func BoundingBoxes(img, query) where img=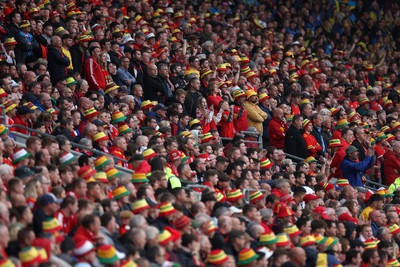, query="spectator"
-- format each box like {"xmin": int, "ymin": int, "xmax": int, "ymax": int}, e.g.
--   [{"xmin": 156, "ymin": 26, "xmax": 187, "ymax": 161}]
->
[{"xmin": 47, "ymin": 36, "xmax": 70, "ymax": 85}]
